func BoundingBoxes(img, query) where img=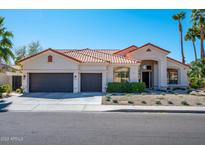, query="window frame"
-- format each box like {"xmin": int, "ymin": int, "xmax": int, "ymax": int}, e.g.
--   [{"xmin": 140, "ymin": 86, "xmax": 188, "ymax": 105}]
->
[
  {"xmin": 113, "ymin": 67, "xmax": 130, "ymax": 83},
  {"xmin": 48, "ymin": 55, "xmax": 53, "ymax": 63},
  {"xmin": 167, "ymin": 68, "xmax": 179, "ymax": 85}
]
